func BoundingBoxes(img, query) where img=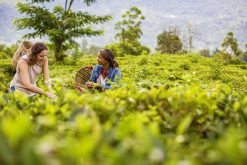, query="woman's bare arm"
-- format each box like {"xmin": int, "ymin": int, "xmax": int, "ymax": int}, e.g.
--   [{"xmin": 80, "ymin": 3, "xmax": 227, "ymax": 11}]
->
[{"xmin": 19, "ymin": 60, "xmax": 47, "ymax": 95}]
